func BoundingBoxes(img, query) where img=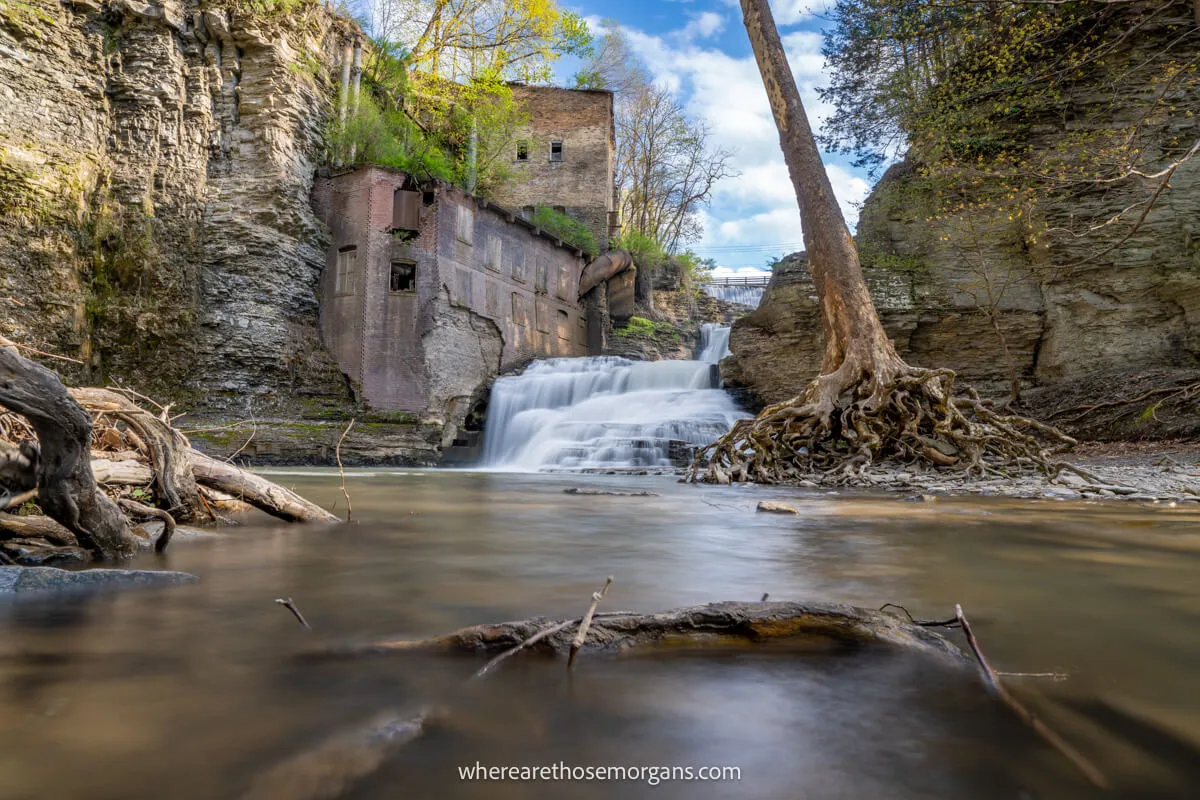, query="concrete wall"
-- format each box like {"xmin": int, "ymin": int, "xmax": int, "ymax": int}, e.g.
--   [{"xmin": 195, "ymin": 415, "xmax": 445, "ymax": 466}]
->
[
  {"xmin": 435, "ymin": 186, "xmax": 589, "ymax": 368},
  {"xmin": 491, "ymin": 85, "xmax": 618, "ymax": 249},
  {"xmin": 314, "ymin": 167, "xmax": 590, "ymax": 419}
]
